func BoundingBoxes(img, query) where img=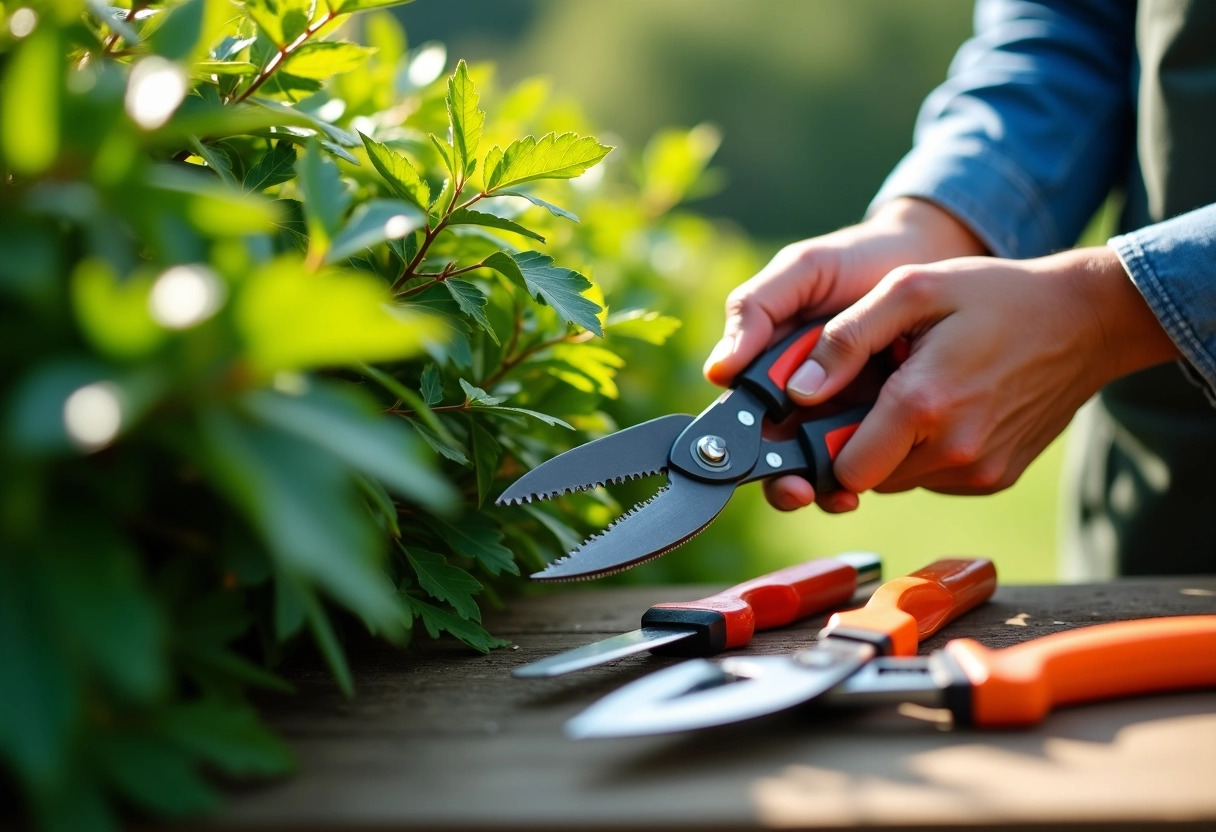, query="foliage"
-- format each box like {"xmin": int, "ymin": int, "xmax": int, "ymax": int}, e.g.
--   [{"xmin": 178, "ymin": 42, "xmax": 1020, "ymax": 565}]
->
[{"xmin": 0, "ymin": 0, "xmax": 699, "ymax": 827}]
